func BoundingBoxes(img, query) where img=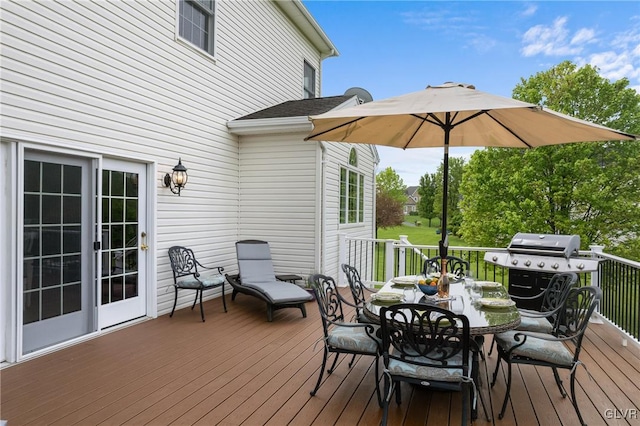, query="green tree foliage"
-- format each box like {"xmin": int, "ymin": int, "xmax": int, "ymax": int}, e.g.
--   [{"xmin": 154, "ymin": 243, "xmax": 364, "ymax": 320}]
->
[
  {"xmin": 460, "ymin": 61, "xmax": 640, "ymax": 260},
  {"xmin": 417, "ymin": 173, "xmax": 437, "ymax": 226},
  {"xmin": 376, "ymin": 167, "xmax": 406, "ymax": 229},
  {"xmin": 376, "ymin": 167, "xmax": 406, "ymax": 203},
  {"xmin": 433, "ymin": 157, "xmax": 465, "ymax": 235}
]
